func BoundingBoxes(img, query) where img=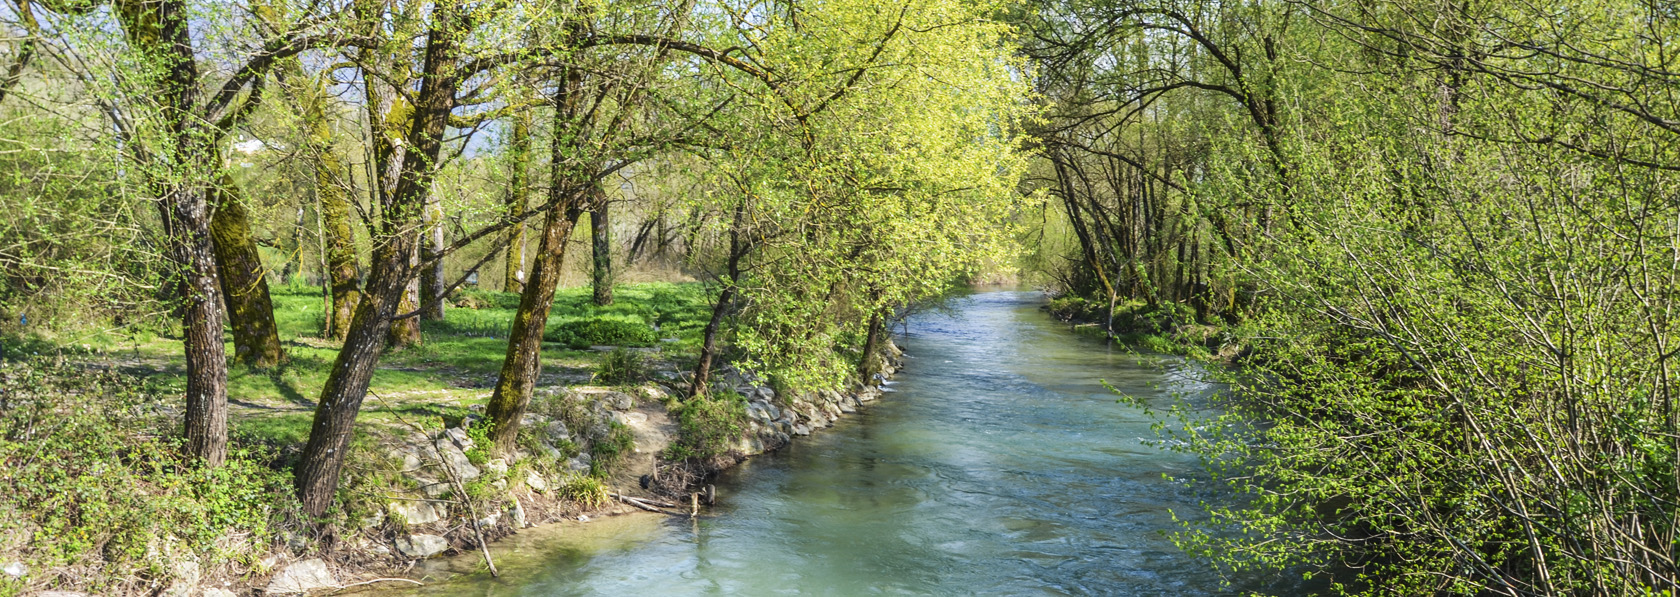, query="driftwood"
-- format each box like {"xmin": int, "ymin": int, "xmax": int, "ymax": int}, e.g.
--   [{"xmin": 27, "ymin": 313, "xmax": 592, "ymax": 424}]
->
[{"xmin": 611, "ymin": 493, "xmax": 682, "ymax": 514}]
